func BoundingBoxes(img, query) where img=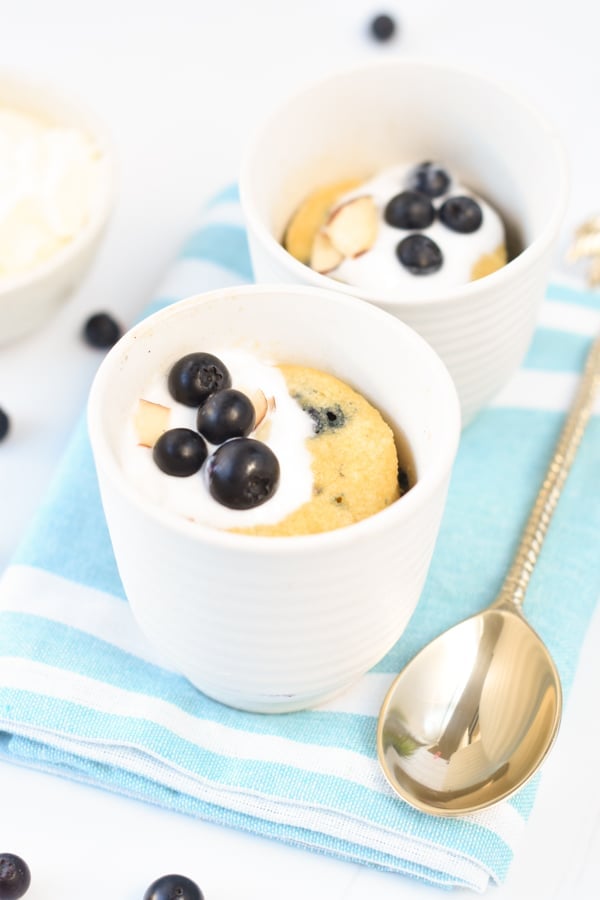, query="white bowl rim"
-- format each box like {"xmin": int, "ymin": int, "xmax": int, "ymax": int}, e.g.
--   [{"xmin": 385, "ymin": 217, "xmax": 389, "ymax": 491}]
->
[
  {"xmin": 87, "ymin": 283, "xmax": 461, "ymax": 555},
  {"xmin": 239, "ymin": 56, "xmax": 570, "ymax": 310},
  {"xmin": 0, "ymin": 67, "xmax": 117, "ymax": 297}
]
